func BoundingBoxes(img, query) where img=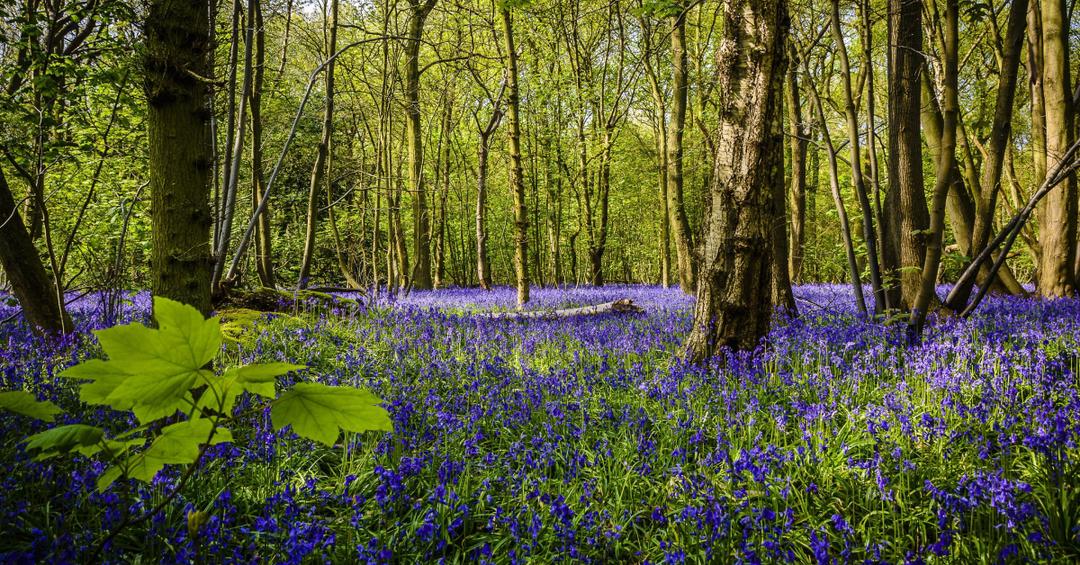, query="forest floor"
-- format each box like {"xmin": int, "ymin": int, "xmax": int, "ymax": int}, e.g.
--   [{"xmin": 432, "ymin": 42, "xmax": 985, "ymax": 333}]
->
[{"xmin": 1, "ymin": 285, "xmax": 1079, "ymax": 563}]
